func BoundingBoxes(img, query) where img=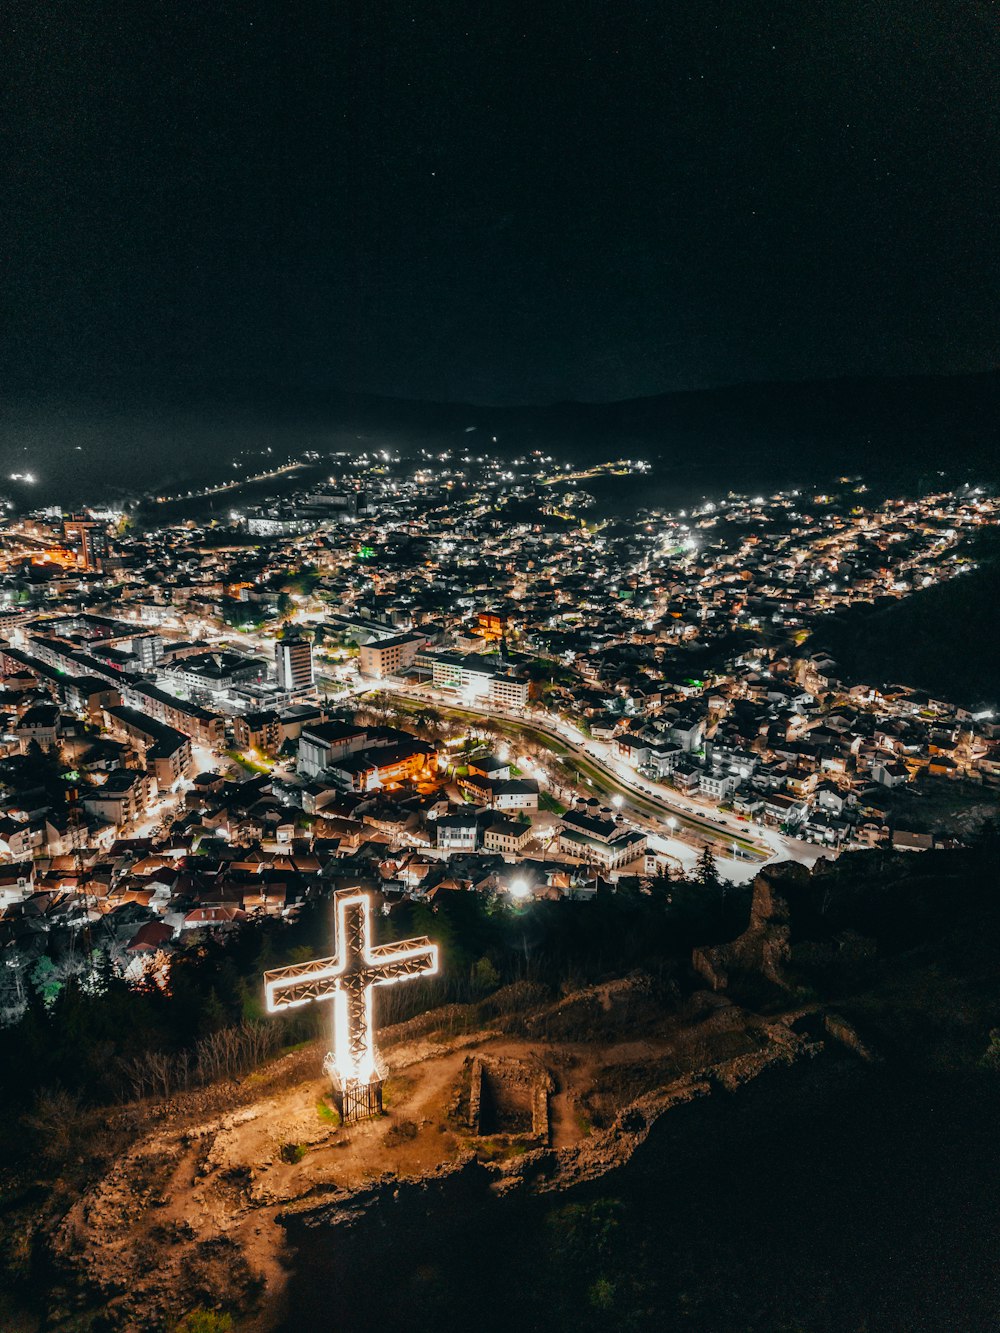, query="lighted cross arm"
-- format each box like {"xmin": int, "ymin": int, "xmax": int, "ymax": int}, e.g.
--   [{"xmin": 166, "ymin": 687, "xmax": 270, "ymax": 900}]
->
[
  {"xmin": 364, "ymin": 937, "xmax": 439, "ymax": 986},
  {"xmin": 264, "ymin": 956, "xmax": 343, "ymax": 1011}
]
